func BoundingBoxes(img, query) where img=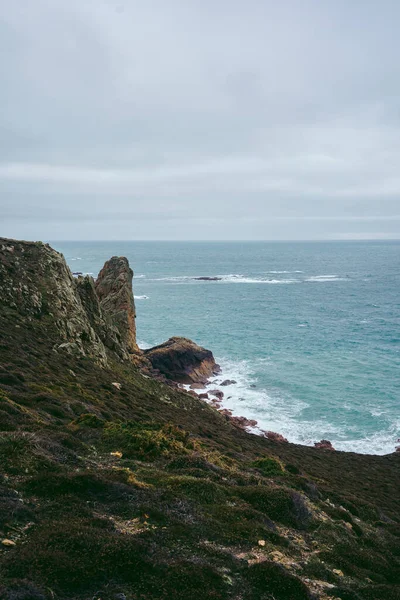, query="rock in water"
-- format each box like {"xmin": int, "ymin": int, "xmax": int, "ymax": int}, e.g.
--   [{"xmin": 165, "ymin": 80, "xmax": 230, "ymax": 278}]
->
[
  {"xmin": 95, "ymin": 256, "xmax": 138, "ymax": 354},
  {"xmin": 144, "ymin": 337, "xmax": 220, "ymax": 384}
]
